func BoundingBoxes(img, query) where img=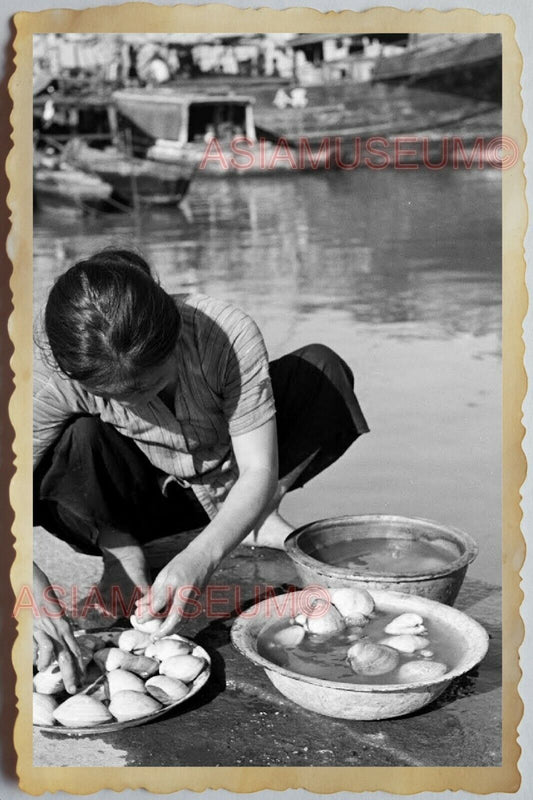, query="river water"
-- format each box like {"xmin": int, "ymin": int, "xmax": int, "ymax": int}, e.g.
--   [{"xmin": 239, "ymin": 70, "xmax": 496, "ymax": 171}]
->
[{"xmin": 34, "ymin": 163, "xmax": 502, "ymax": 585}]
